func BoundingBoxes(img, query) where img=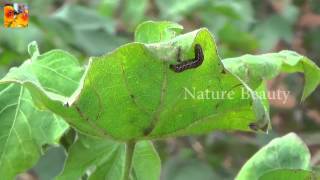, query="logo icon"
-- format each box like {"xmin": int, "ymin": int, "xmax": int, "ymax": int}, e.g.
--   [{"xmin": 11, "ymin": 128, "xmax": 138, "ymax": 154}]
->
[{"xmin": 3, "ymin": 2, "xmax": 29, "ymax": 28}]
